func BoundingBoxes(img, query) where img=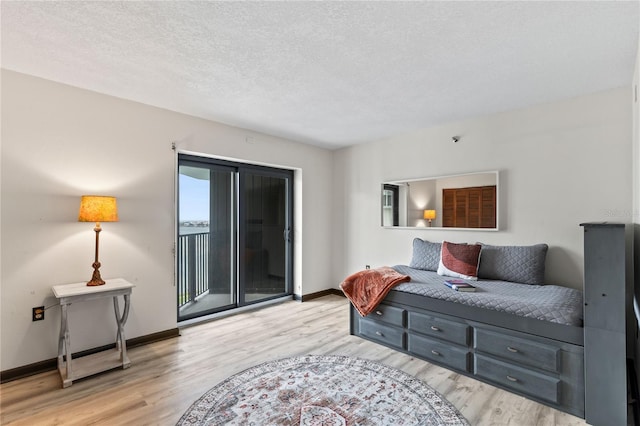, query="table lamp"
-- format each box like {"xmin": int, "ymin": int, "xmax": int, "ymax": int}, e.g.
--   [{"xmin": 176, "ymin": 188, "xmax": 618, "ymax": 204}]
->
[
  {"xmin": 423, "ymin": 209, "xmax": 436, "ymax": 227},
  {"xmin": 78, "ymin": 195, "xmax": 118, "ymax": 286}
]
